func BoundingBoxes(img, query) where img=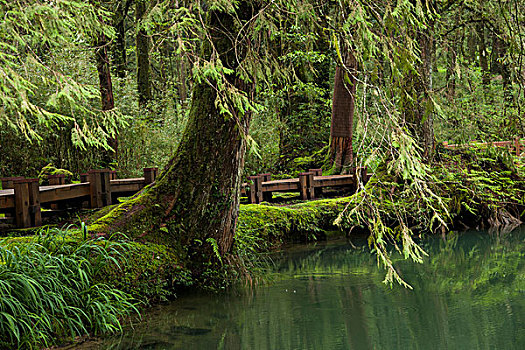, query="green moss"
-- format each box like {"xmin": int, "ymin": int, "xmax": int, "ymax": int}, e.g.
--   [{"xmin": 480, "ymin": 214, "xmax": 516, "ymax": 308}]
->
[
  {"xmin": 236, "ymin": 197, "xmax": 349, "ymax": 247},
  {"xmin": 0, "ymin": 225, "xmax": 57, "ymax": 238},
  {"xmin": 89, "ymin": 185, "xmax": 167, "ymax": 245},
  {"xmin": 100, "ymin": 240, "xmax": 192, "ymax": 301}
]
